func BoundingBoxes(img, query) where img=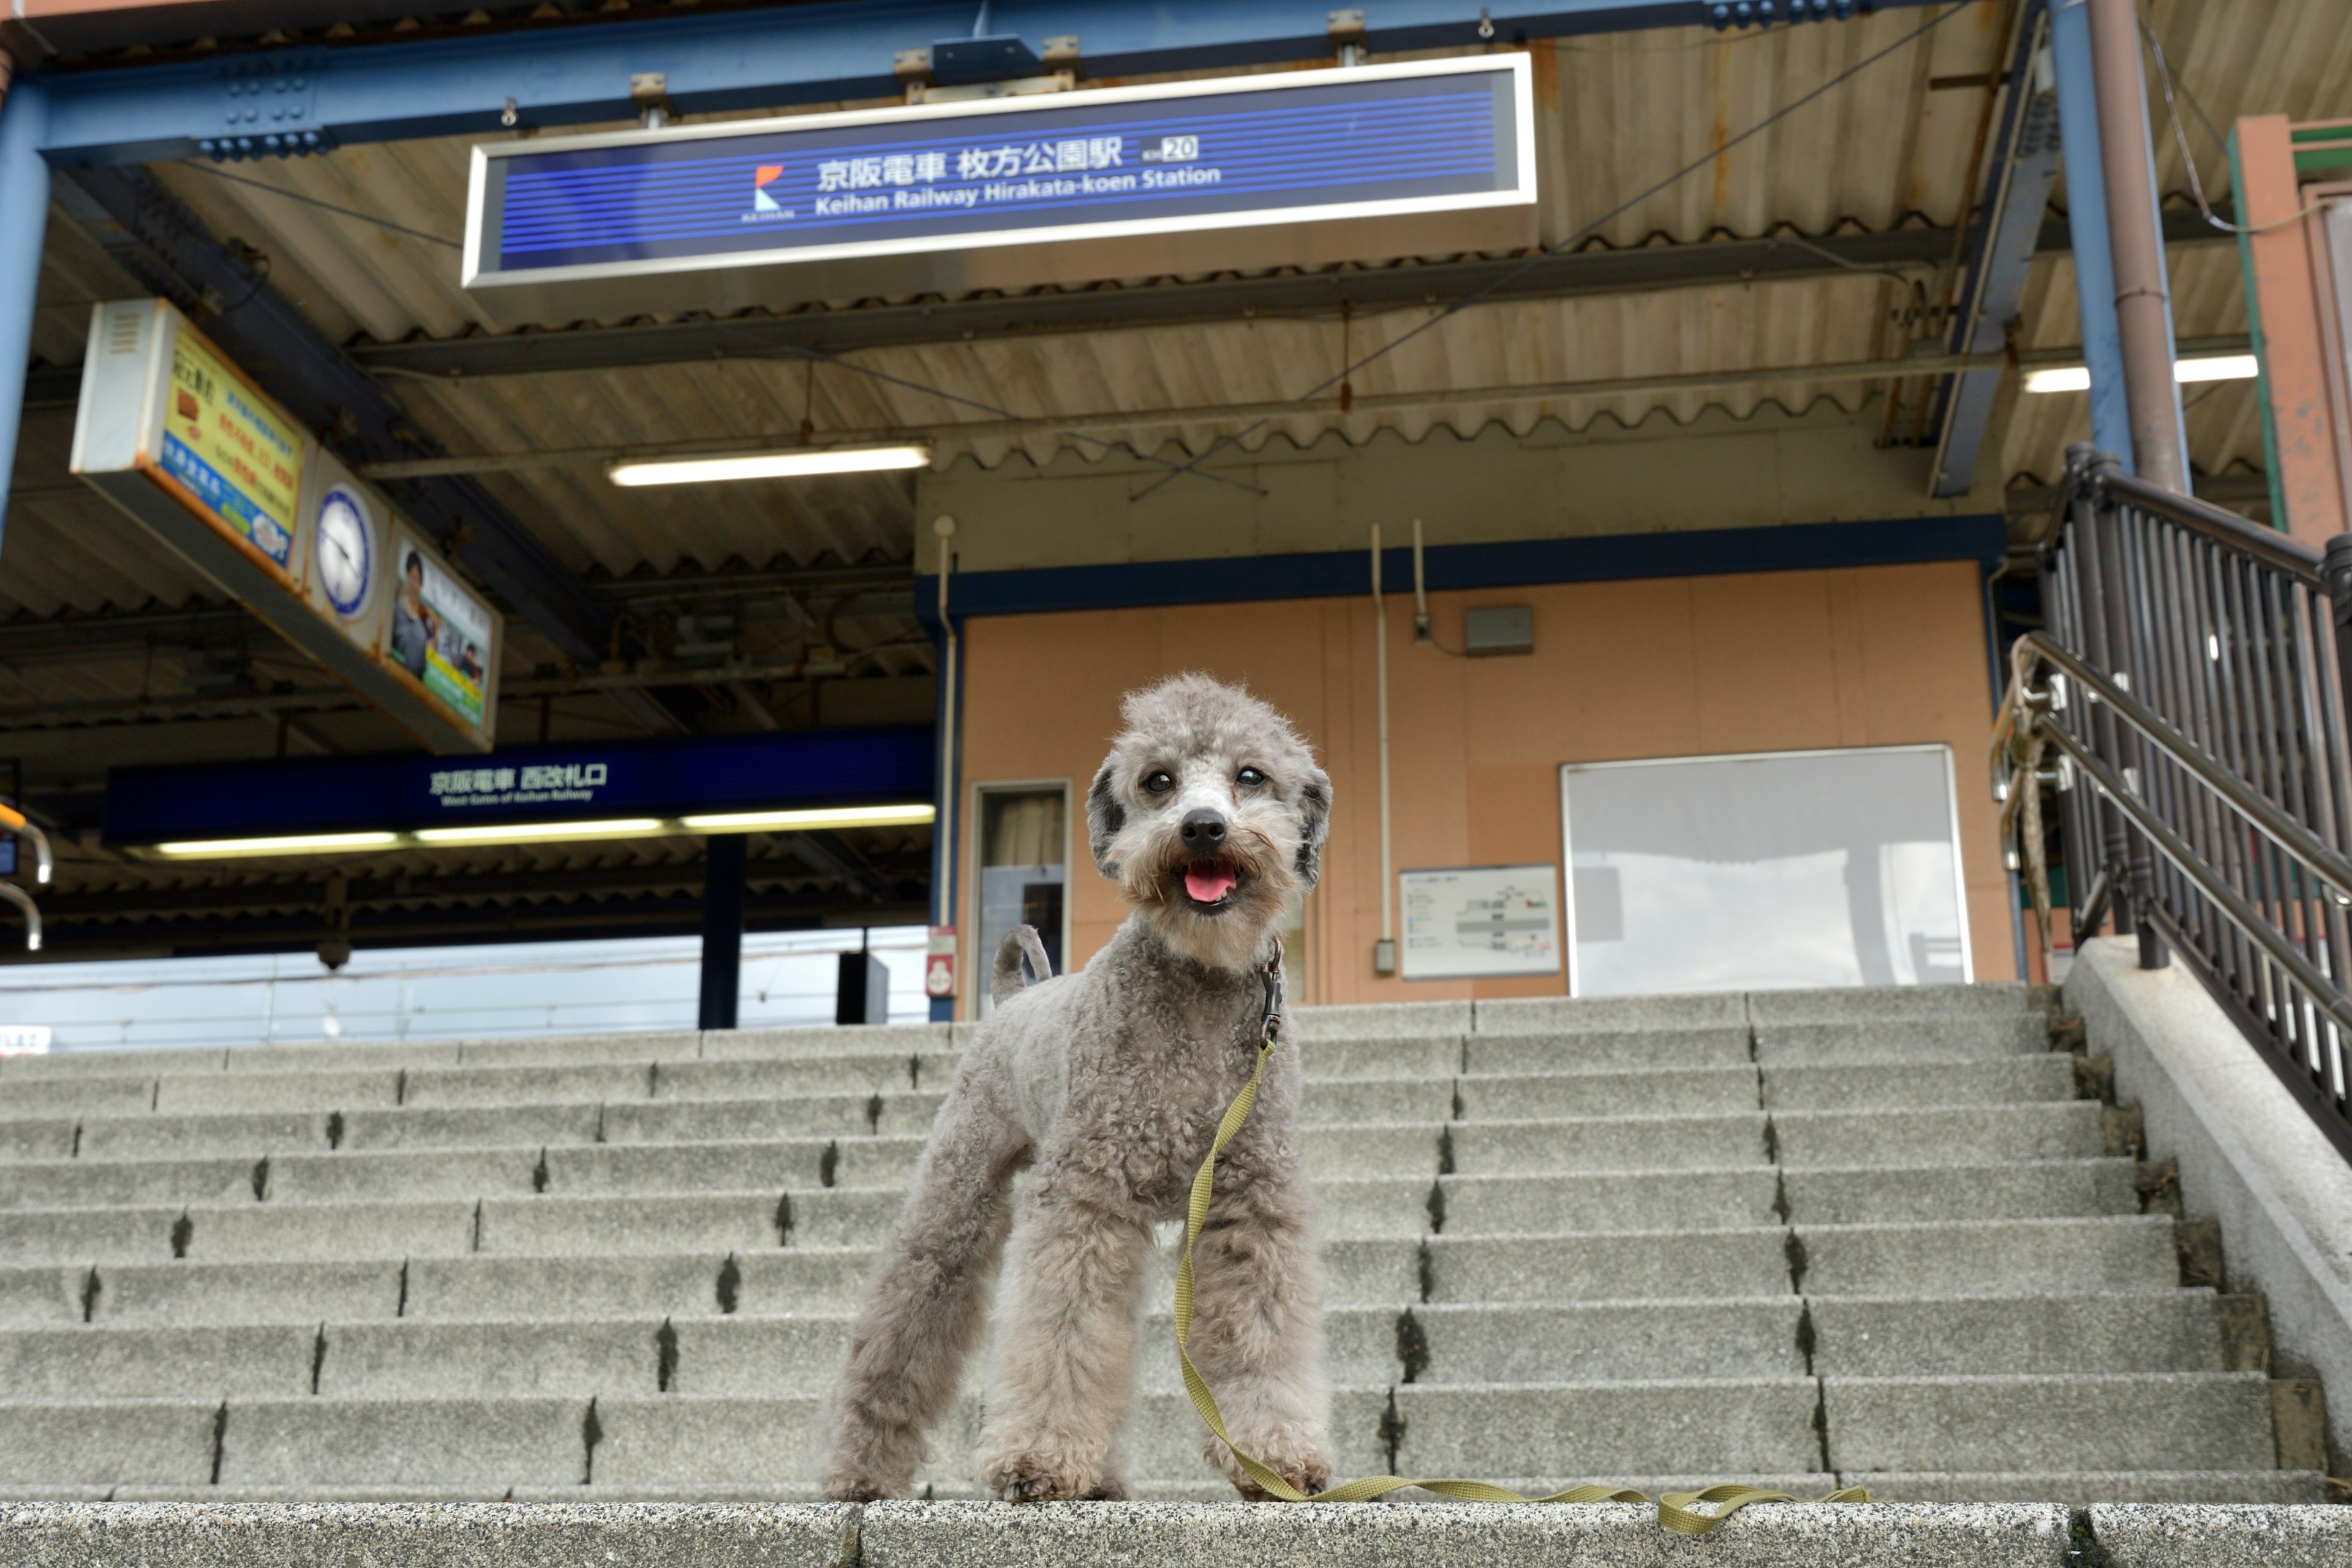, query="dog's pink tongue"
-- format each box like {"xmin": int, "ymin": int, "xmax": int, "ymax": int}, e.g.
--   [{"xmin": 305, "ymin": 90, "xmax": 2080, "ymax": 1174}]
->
[{"xmin": 1185, "ymin": 863, "xmax": 1238, "ymax": 903}]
